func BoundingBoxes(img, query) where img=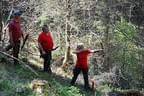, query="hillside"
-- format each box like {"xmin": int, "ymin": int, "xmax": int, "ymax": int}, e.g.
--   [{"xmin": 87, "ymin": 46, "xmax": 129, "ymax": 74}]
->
[
  {"xmin": 0, "ymin": 54, "xmax": 99, "ymax": 96},
  {"xmin": 0, "ymin": 51, "xmax": 144, "ymax": 96}
]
